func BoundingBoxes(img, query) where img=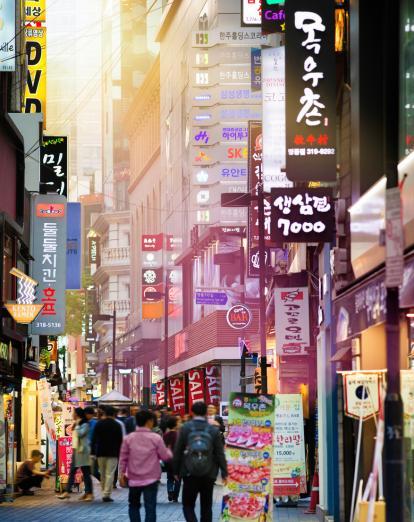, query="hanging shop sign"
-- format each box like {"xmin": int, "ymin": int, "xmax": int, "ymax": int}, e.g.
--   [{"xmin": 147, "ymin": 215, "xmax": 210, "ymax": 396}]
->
[
  {"xmin": 0, "ymin": 393, "xmax": 5, "ymax": 485},
  {"xmin": 192, "ymin": 65, "xmax": 252, "ymax": 88},
  {"xmin": 141, "ymin": 250, "xmax": 163, "ymax": 269},
  {"xmin": 0, "ymin": 0, "xmax": 16, "ymax": 71},
  {"xmin": 88, "ymin": 236, "xmax": 100, "ymax": 266},
  {"xmin": 191, "ymin": 106, "xmax": 262, "ymax": 126},
  {"xmin": 251, "ymin": 48, "xmax": 261, "ymax": 92},
  {"xmin": 285, "ymin": 0, "xmax": 336, "ymax": 182},
  {"xmin": 271, "ymin": 188, "xmax": 335, "ymax": 243},
  {"xmin": 190, "ymin": 86, "xmax": 261, "ymax": 108},
  {"xmin": 24, "ymin": 22, "xmax": 47, "ymax": 120},
  {"xmin": 226, "ymin": 304, "xmax": 252, "ymax": 330},
  {"xmin": 142, "ymin": 283, "xmax": 163, "ymax": 303},
  {"xmin": 5, "ymin": 268, "xmax": 43, "ymax": 324},
  {"xmin": 195, "ymin": 290, "xmax": 228, "ymax": 306},
  {"xmin": 40, "ymin": 136, "xmax": 68, "ymax": 197},
  {"xmin": 141, "ymin": 234, "xmax": 163, "ymax": 251},
  {"xmin": 168, "ymin": 376, "xmax": 185, "ymax": 416},
  {"xmin": 66, "ymin": 202, "xmax": 81, "ymax": 290},
  {"xmin": 25, "ymin": 0, "xmax": 46, "ymax": 22},
  {"xmin": 221, "ymin": 392, "xmax": 275, "ymax": 522},
  {"xmin": 242, "ymin": 0, "xmax": 261, "ymax": 26},
  {"xmin": 261, "ymin": 1, "xmax": 285, "ymax": 35},
  {"xmin": 343, "ymin": 372, "xmax": 381, "ymax": 420},
  {"xmin": 30, "ymin": 194, "xmax": 67, "ymax": 335},
  {"xmin": 273, "ymin": 394, "xmax": 306, "ymax": 496},
  {"xmin": 191, "ymin": 46, "xmax": 252, "ymax": 68},
  {"xmin": 193, "ymin": 165, "xmax": 248, "ymax": 186},
  {"xmin": 142, "ymin": 268, "xmax": 163, "ymax": 286},
  {"xmin": 192, "ymin": 28, "xmax": 270, "ymax": 48},
  {"xmin": 385, "ymin": 187, "xmax": 404, "ymax": 288},
  {"xmin": 192, "ymin": 125, "xmax": 249, "ymax": 146},
  {"xmin": 274, "ymin": 287, "xmax": 310, "ymax": 356},
  {"xmin": 188, "ymin": 368, "xmax": 206, "ymax": 408},
  {"xmin": 205, "ymin": 365, "xmax": 221, "ymax": 406}
]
